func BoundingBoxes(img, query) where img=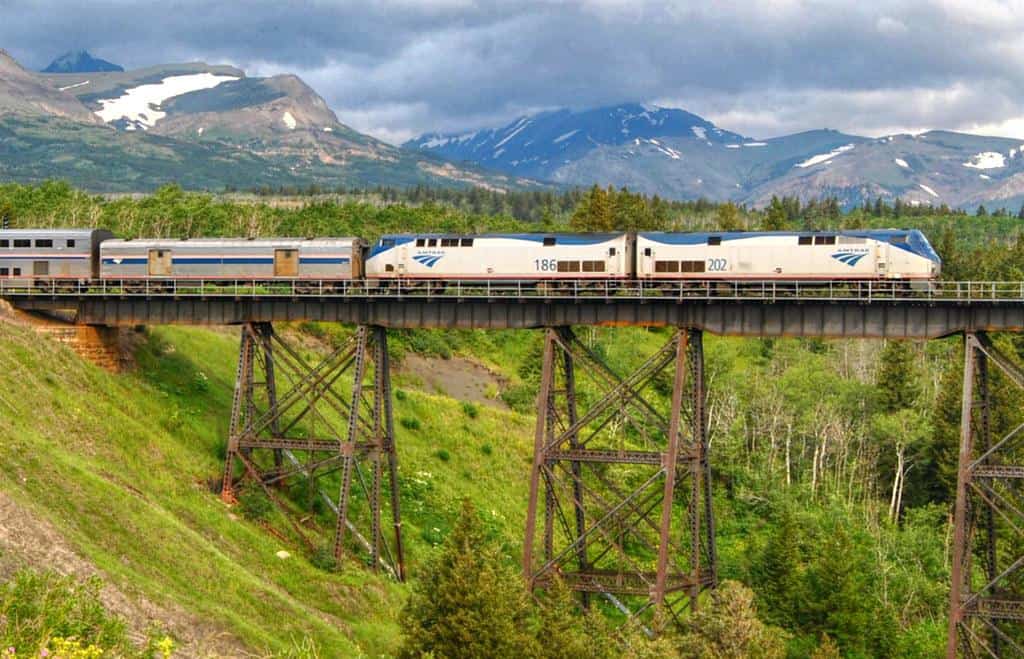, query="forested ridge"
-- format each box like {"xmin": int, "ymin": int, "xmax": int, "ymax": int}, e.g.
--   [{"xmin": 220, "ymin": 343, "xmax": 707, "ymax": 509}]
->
[{"xmin": 2, "ymin": 181, "xmax": 1023, "ymax": 657}]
